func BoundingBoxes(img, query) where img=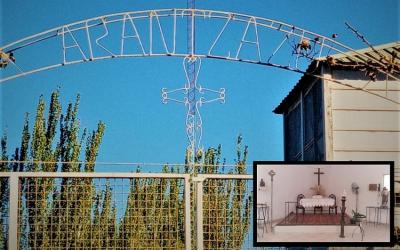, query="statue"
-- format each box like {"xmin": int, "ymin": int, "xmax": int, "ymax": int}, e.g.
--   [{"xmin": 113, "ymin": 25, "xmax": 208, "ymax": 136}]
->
[
  {"xmin": 381, "ymin": 187, "xmax": 389, "ymax": 208},
  {"xmin": 259, "ymin": 178, "xmax": 266, "ymax": 190}
]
